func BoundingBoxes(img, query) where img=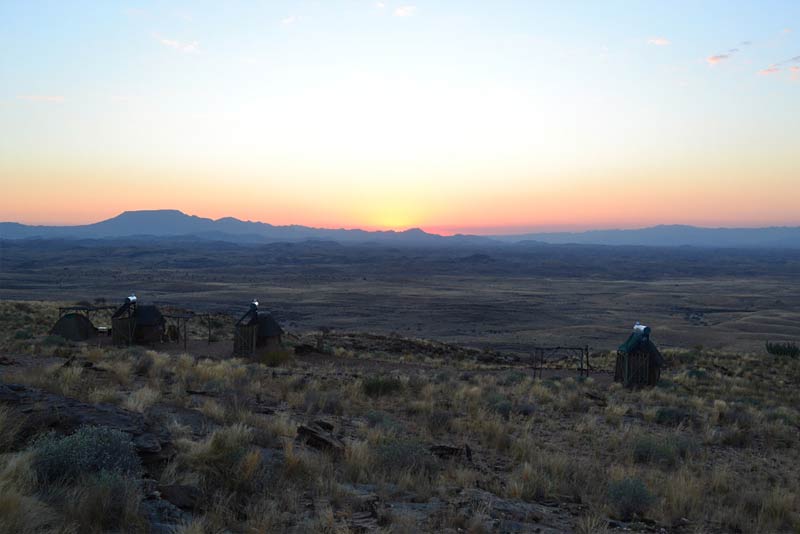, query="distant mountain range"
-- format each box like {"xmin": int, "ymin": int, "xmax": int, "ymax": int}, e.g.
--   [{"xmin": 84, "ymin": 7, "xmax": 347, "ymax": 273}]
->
[{"xmin": 1, "ymin": 210, "xmax": 799, "ymax": 248}]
